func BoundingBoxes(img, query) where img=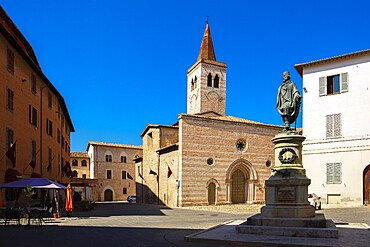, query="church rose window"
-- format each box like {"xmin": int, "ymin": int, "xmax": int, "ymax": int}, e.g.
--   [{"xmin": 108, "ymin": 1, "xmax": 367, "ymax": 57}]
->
[
  {"xmin": 207, "ymin": 158, "xmax": 214, "ymax": 166},
  {"xmin": 236, "ymin": 139, "xmax": 247, "ymax": 152}
]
